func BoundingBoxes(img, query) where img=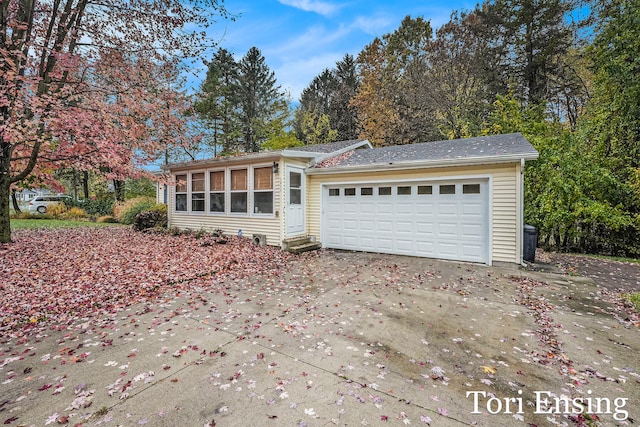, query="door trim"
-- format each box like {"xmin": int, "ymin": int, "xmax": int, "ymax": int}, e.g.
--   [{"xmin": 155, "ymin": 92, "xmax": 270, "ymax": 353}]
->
[{"xmin": 285, "ymin": 165, "xmax": 306, "ymax": 237}]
